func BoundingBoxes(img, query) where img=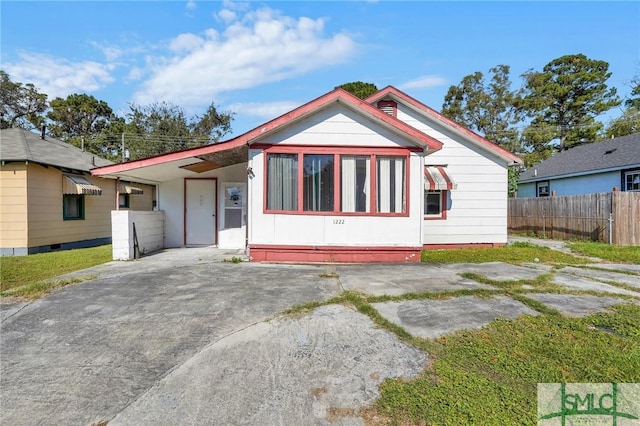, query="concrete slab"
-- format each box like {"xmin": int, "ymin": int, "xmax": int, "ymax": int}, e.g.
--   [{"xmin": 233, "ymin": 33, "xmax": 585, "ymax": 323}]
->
[
  {"xmin": 0, "ymin": 262, "xmax": 342, "ymax": 426},
  {"xmin": 551, "ymin": 273, "xmax": 640, "ymax": 297},
  {"xmin": 526, "ymin": 294, "xmax": 627, "ymax": 317},
  {"xmin": 559, "ymin": 266, "xmax": 640, "ymax": 289},
  {"xmin": 335, "ymin": 263, "xmax": 493, "ymax": 296},
  {"xmin": 372, "ymin": 296, "xmax": 538, "ymax": 339},
  {"xmin": 588, "ymin": 264, "xmax": 640, "ymax": 273},
  {"xmin": 446, "ymin": 262, "xmax": 547, "ymax": 281},
  {"xmin": 110, "ymin": 305, "xmax": 427, "ymax": 426}
]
